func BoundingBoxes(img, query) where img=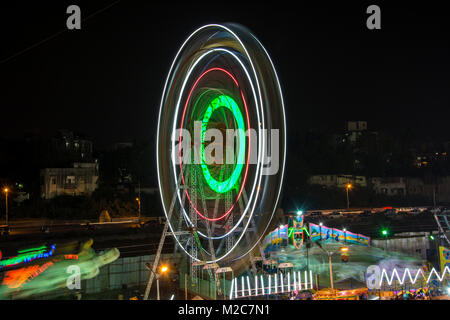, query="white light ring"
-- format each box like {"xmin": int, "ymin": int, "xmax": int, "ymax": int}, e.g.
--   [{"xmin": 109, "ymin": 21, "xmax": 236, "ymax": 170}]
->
[
  {"xmin": 160, "ymin": 28, "xmax": 263, "ymax": 261},
  {"xmin": 166, "ymin": 28, "xmax": 265, "ymax": 261},
  {"xmin": 157, "ymin": 24, "xmax": 283, "ymax": 263}
]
